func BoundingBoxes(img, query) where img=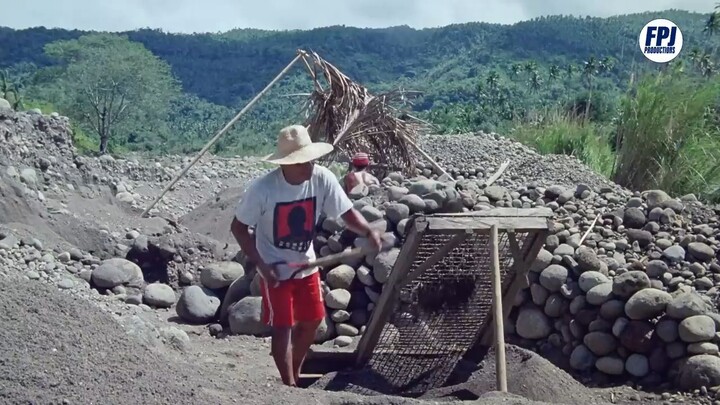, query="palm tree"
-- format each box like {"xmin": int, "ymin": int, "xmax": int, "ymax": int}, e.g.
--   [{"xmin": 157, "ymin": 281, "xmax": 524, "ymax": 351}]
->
[
  {"xmin": 600, "ymin": 56, "xmax": 615, "ymax": 73},
  {"xmin": 705, "ymin": 3, "xmax": 720, "ymax": 36},
  {"xmin": 549, "ymin": 65, "xmax": 560, "ymax": 81},
  {"xmin": 528, "ymin": 71, "xmax": 542, "ymax": 93},
  {"xmin": 582, "ymin": 56, "xmax": 599, "ymax": 121},
  {"xmin": 565, "ymin": 64, "xmax": 576, "ymax": 79},
  {"xmin": 509, "ymin": 63, "xmax": 522, "ymax": 79},
  {"xmin": 524, "ymin": 60, "xmax": 538, "ymax": 76},
  {"xmin": 486, "ymin": 70, "xmax": 500, "ymax": 89}
]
